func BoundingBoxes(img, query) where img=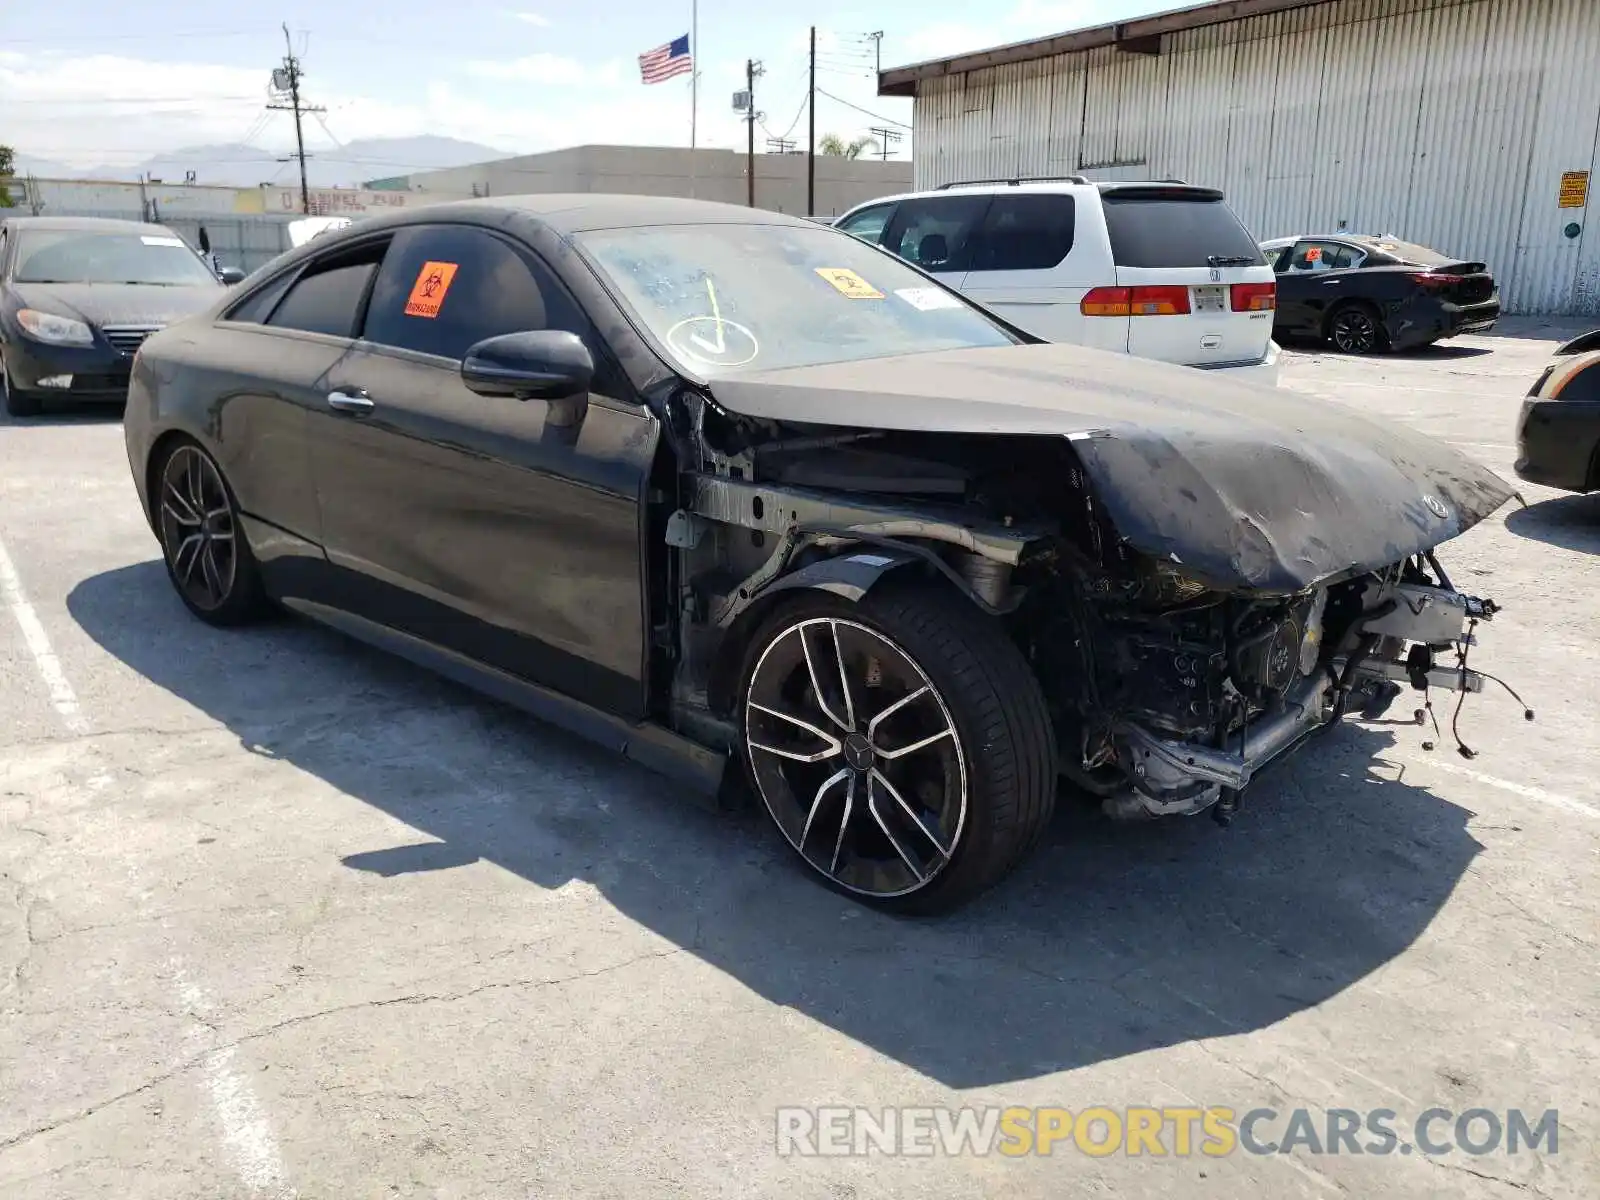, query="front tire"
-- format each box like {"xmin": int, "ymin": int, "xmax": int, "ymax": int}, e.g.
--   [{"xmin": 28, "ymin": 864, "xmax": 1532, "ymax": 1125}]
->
[
  {"xmin": 154, "ymin": 440, "xmax": 269, "ymax": 626},
  {"xmin": 739, "ymin": 584, "xmax": 1057, "ymax": 914}
]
